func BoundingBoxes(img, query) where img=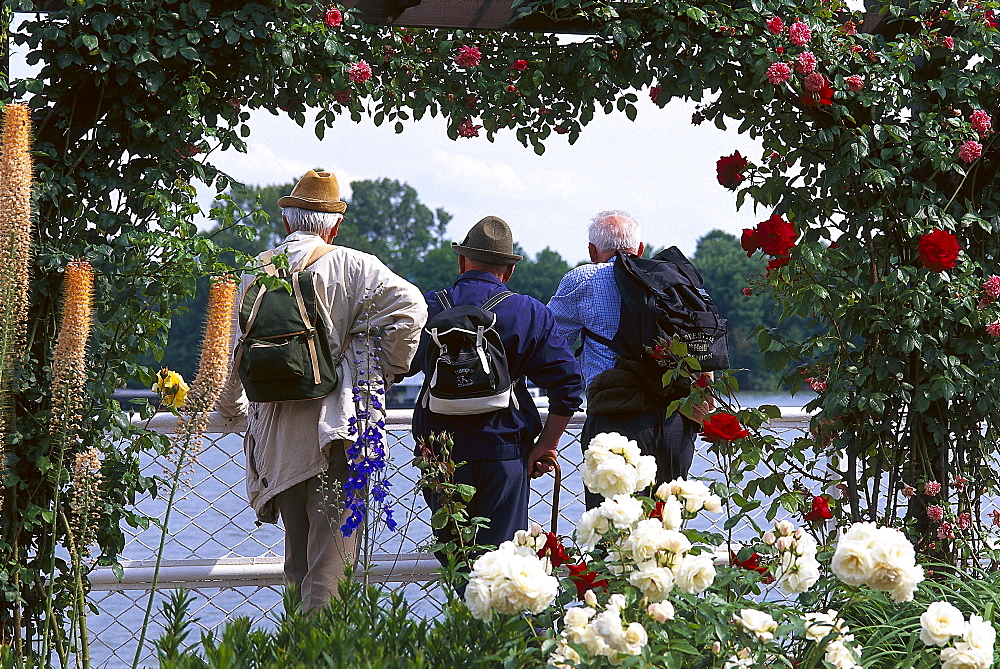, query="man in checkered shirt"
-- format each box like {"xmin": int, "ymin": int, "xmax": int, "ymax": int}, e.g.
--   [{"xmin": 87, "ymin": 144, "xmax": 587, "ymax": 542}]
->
[{"xmin": 547, "ymin": 210, "xmax": 704, "ymax": 508}]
